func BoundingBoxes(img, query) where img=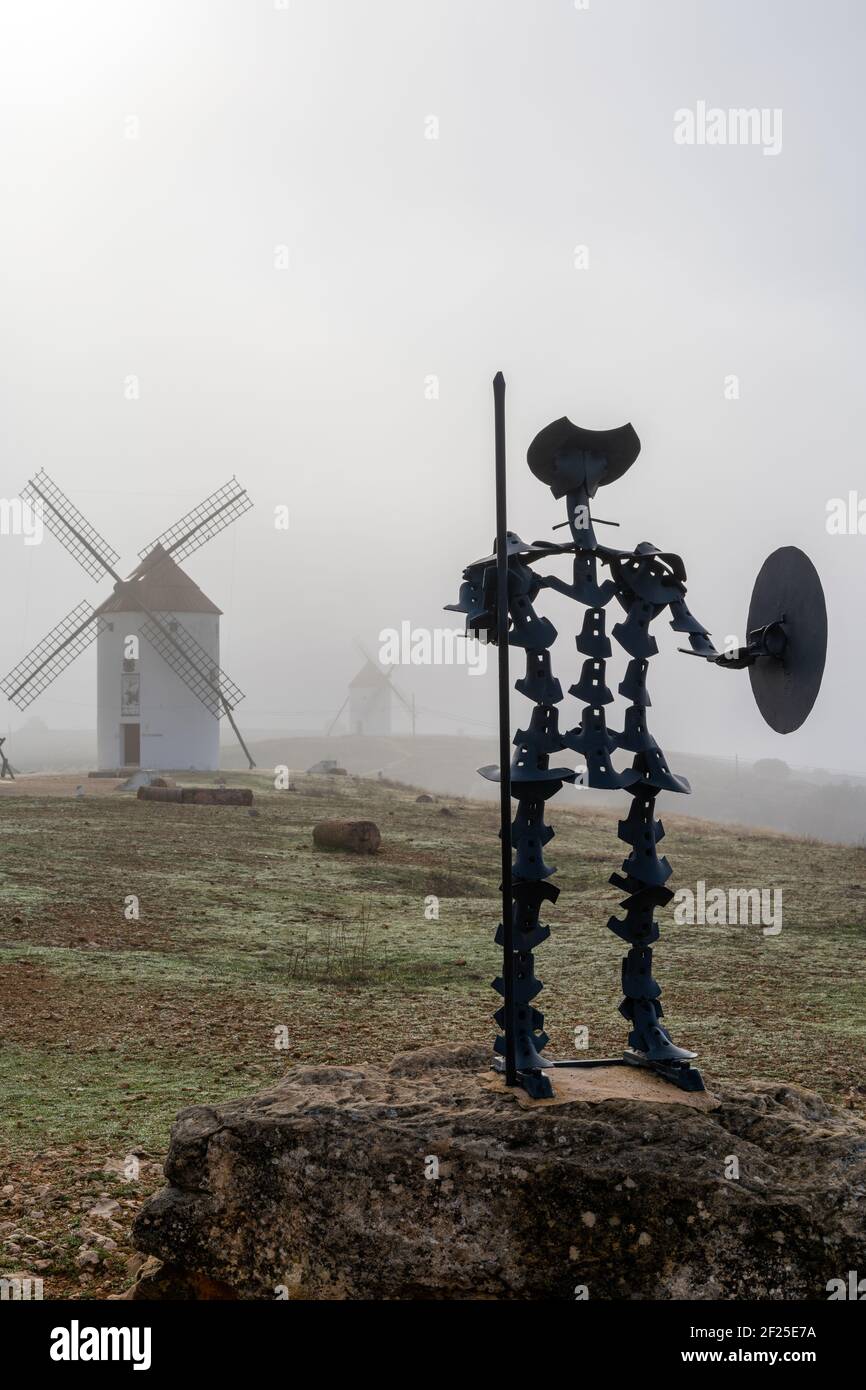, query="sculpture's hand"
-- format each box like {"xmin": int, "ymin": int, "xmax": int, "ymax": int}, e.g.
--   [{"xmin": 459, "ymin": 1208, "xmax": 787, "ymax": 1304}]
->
[
  {"xmin": 444, "ymin": 562, "xmax": 497, "ymax": 643},
  {"xmin": 677, "ymin": 646, "xmax": 750, "ymax": 668}
]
